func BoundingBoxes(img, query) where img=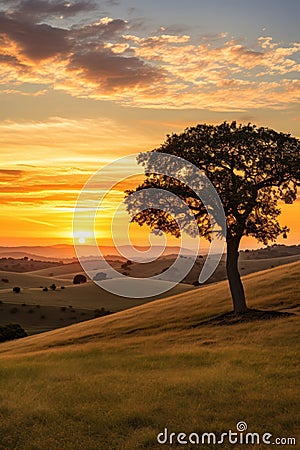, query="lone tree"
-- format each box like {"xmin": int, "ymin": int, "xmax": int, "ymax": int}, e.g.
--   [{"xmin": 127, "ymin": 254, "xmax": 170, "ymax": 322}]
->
[
  {"xmin": 125, "ymin": 122, "xmax": 300, "ymax": 314},
  {"xmin": 73, "ymin": 274, "xmax": 87, "ymax": 285}
]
